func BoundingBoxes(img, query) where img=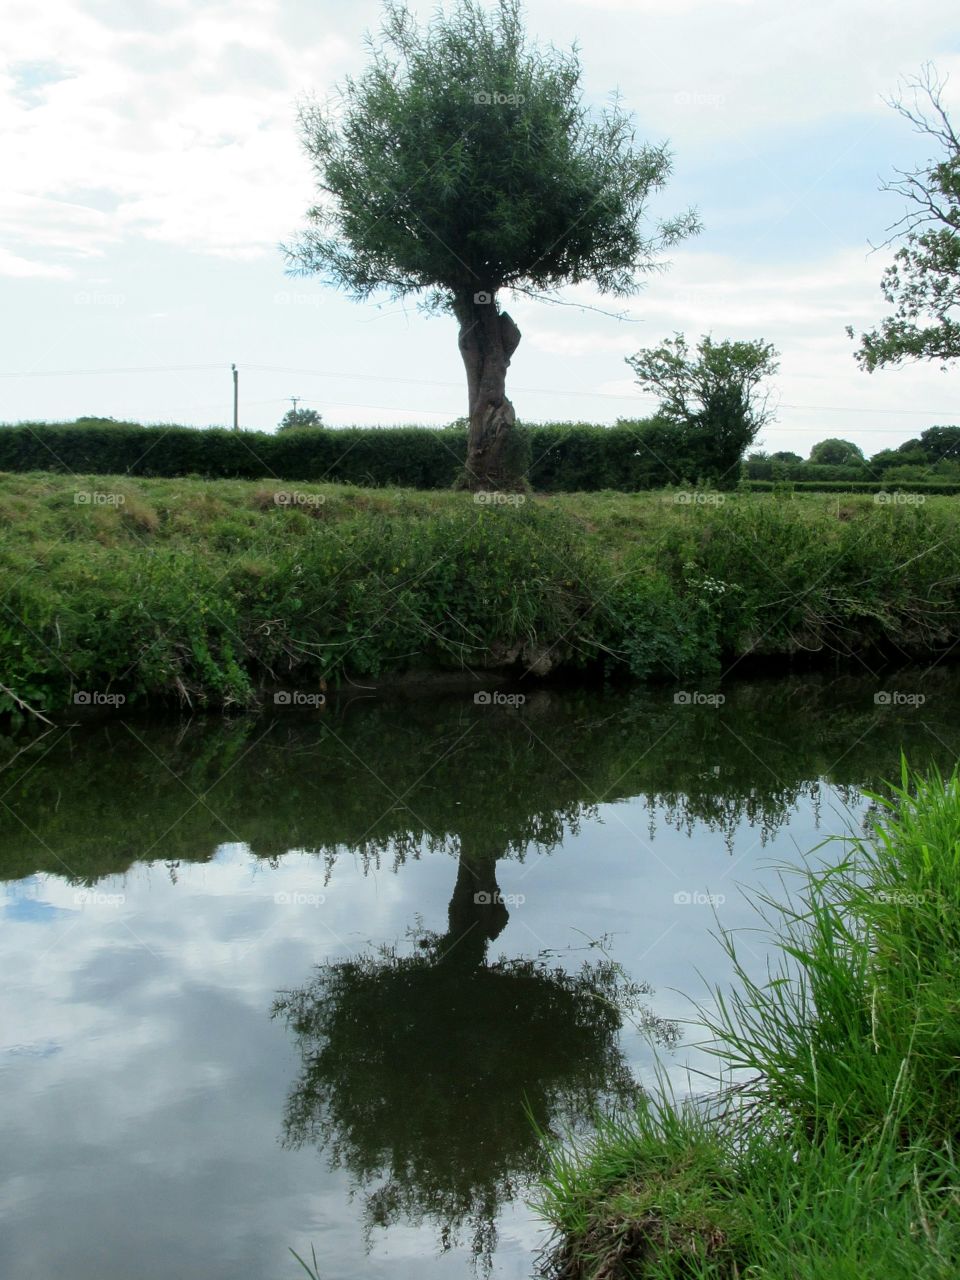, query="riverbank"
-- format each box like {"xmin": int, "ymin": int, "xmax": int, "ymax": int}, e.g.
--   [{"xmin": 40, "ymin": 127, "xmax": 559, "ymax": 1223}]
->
[
  {"xmin": 2, "ymin": 472, "xmax": 959, "ymax": 720},
  {"xmin": 535, "ymin": 761, "xmax": 960, "ymax": 1279}
]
